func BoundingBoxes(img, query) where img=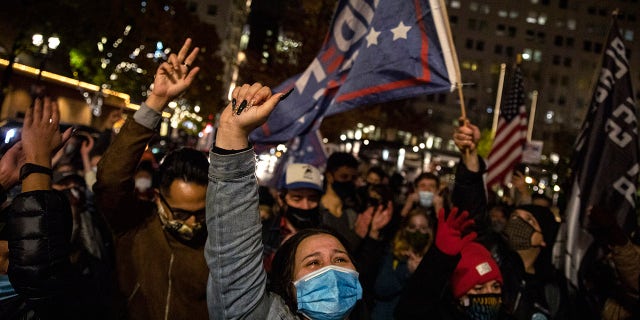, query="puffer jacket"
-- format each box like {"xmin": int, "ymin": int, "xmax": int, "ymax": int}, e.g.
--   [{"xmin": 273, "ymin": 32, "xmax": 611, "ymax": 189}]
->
[{"xmin": 6, "ymin": 190, "xmax": 120, "ymax": 319}]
